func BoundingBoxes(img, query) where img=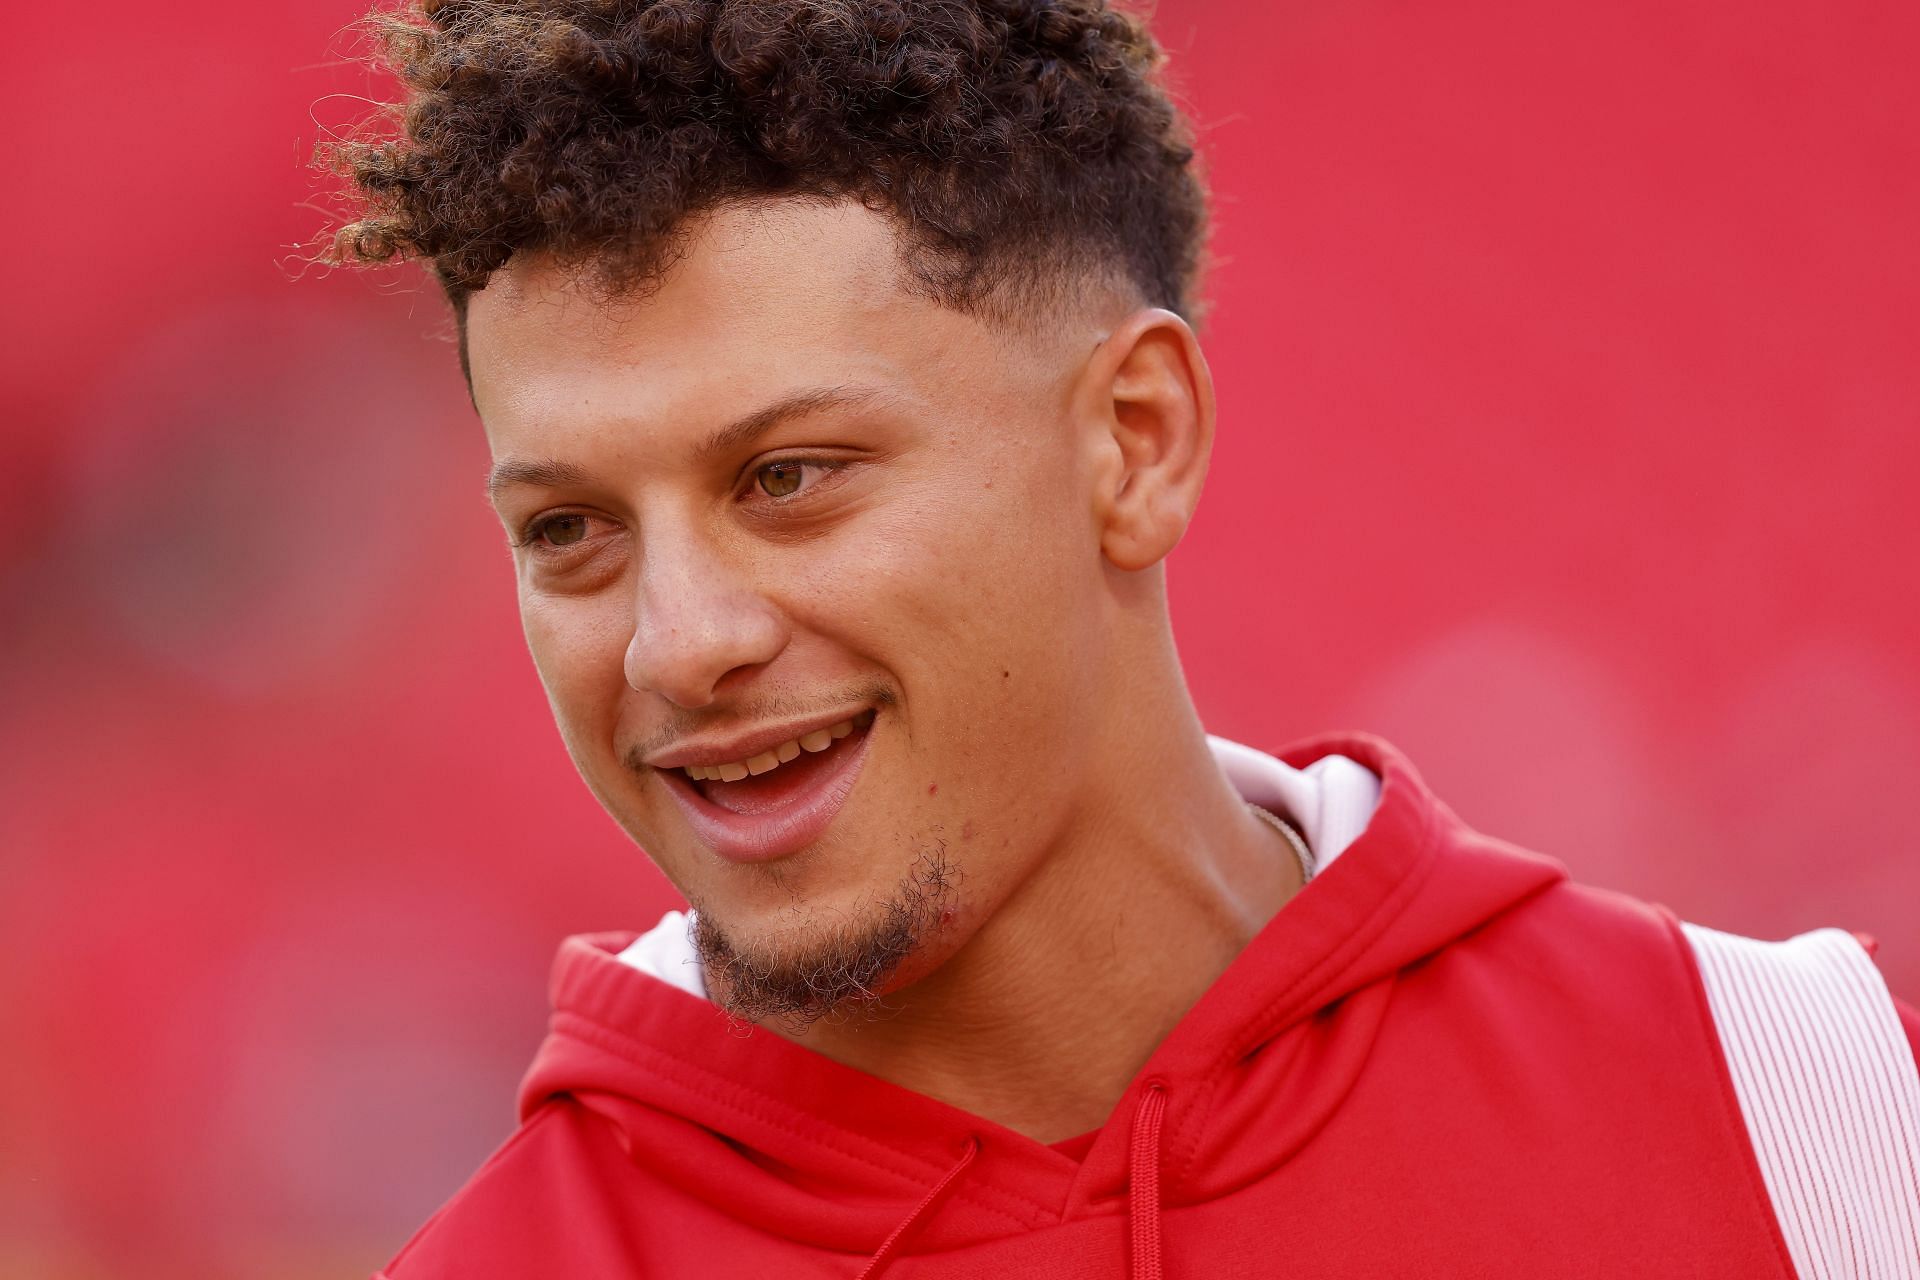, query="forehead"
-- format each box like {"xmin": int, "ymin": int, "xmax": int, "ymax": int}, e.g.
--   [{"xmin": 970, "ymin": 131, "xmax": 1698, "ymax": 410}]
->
[{"xmin": 464, "ymin": 201, "xmax": 1003, "ymax": 443}]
